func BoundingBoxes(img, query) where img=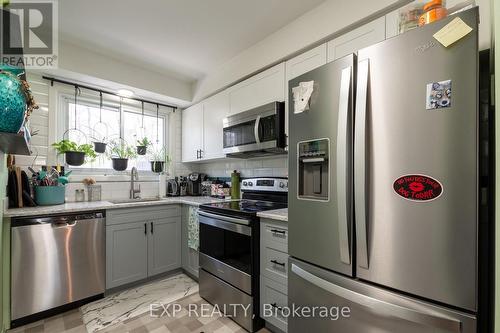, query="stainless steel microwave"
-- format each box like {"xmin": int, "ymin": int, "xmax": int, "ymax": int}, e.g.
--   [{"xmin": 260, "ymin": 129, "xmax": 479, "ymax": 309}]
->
[{"xmin": 222, "ymin": 102, "xmax": 286, "ymax": 158}]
